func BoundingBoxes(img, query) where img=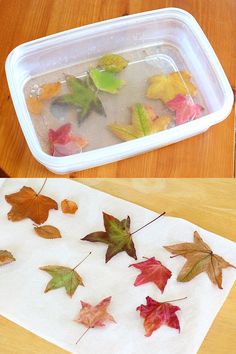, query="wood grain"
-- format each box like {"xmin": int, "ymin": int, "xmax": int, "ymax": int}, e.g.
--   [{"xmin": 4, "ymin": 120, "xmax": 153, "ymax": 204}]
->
[
  {"xmin": 0, "ymin": 0, "xmax": 235, "ymax": 177},
  {"xmin": 0, "ymin": 178, "xmax": 235, "ymax": 353}
]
